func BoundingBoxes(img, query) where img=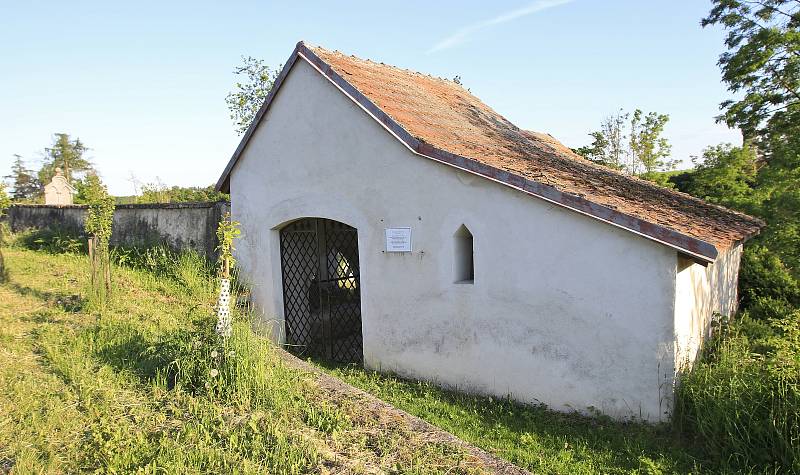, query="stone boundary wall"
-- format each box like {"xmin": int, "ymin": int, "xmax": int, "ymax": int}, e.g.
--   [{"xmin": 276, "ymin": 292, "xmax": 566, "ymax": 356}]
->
[{"xmin": 4, "ymin": 201, "xmax": 230, "ymax": 259}]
